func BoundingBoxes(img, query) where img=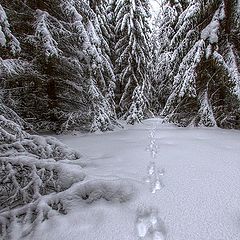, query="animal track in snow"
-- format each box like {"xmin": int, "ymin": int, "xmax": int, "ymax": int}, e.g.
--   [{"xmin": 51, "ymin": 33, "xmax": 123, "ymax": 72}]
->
[
  {"xmin": 146, "ymin": 136, "xmax": 159, "ymax": 159},
  {"xmin": 146, "ymin": 162, "xmax": 165, "ymax": 193},
  {"xmin": 136, "ymin": 207, "xmax": 166, "ymax": 240},
  {"xmin": 145, "ymin": 122, "xmax": 165, "ymax": 193}
]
